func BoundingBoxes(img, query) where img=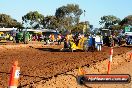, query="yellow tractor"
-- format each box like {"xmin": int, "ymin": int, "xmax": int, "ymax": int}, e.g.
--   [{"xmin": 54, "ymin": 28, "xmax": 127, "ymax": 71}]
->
[
  {"xmin": 0, "ymin": 32, "xmax": 9, "ymax": 41},
  {"xmin": 70, "ymin": 37, "xmax": 88, "ymax": 51},
  {"xmin": 61, "ymin": 37, "xmax": 88, "ymax": 52}
]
